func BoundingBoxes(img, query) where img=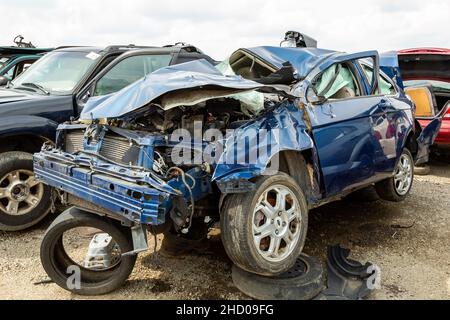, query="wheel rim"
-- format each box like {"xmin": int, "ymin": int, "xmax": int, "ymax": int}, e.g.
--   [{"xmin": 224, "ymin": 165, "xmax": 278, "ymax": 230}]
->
[
  {"xmin": 0, "ymin": 170, "xmax": 44, "ymax": 216},
  {"xmin": 252, "ymin": 185, "xmax": 303, "ymax": 263},
  {"xmin": 394, "ymin": 153, "xmax": 413, "ymax": 196}
]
